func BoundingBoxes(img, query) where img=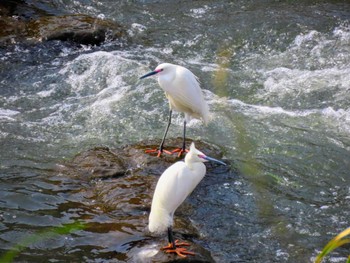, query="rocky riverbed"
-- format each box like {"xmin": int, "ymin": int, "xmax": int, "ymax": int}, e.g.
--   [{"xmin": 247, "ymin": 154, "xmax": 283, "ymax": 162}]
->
[
  {"xmin": 56, "ymin": 138, "xmax": 231, "ymax": 262},
  {"xmin": 0, "ymin": 0, "xmax": 127, "ymax": 46},
  {"xmin": 1, "ymin": 1, "xmax": 349, "ymax": 262}
]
